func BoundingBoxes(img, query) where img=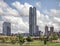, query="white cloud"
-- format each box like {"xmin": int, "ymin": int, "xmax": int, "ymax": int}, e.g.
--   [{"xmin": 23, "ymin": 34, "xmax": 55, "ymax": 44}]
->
[
  {"xmin": 54, "ymin": 17, "xmax": 60, "ymax": 22},
  {"xmin": 43, "ymin": 9, "xmax": 60, "ymax": 31},
  {"xmin": 0, "ymin": 0, "xmax": 19, "ymax": 17},
  {"xmin": 44, "ymin": 9, "xmax": 60, "ymax": 17},
  {"xmin": 2, "ymin": 15, "xmax": 29, "ymax": 33},
  {"xmin": 12, "ymin": 1, "xmax": 33, "ymax": 16},
  {"xmin": 0, "ymin": 1, "xmax": 30, "ymax": 33},
  {"xmin": 36, "ymin": 1, "xmax": 41, "ymax": 8}
]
